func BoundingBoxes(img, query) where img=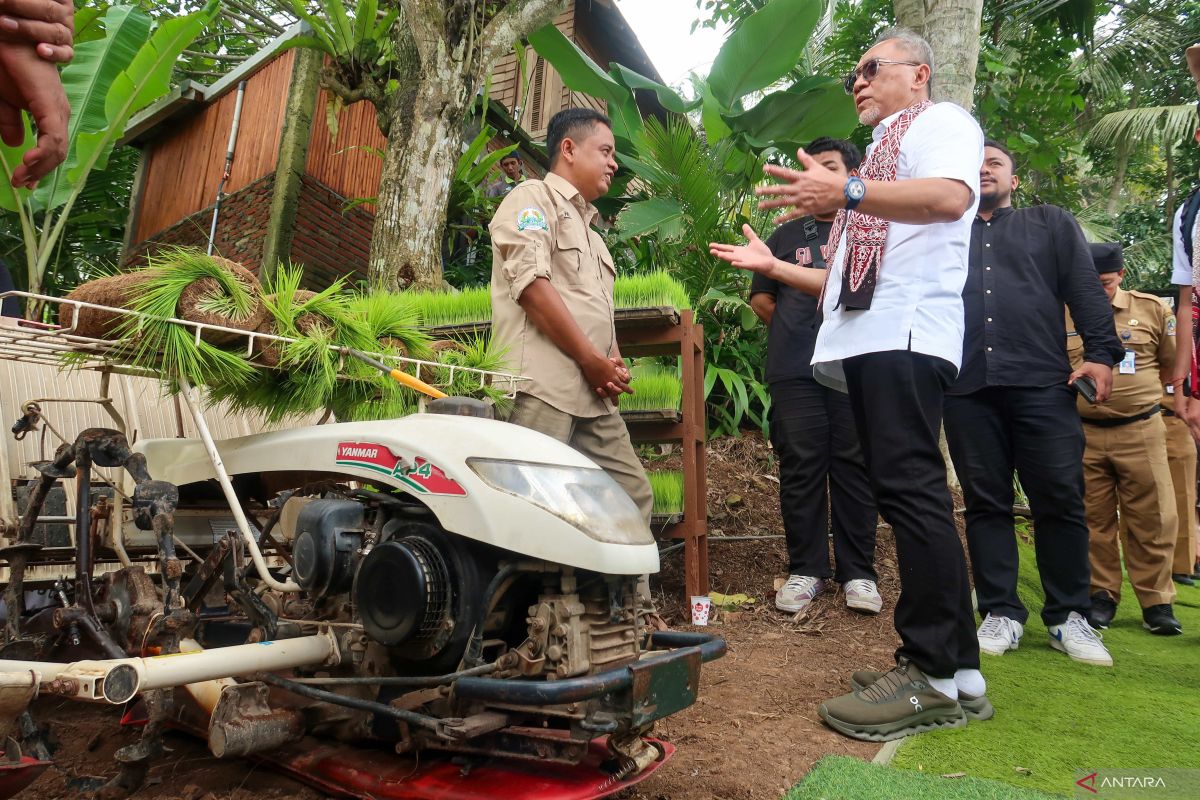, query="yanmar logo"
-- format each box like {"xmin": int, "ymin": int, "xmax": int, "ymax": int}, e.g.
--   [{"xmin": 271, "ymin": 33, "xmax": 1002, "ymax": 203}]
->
[{"xmin": 335, "ymin": 441, "xmax": 466, "ymax": 497}]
